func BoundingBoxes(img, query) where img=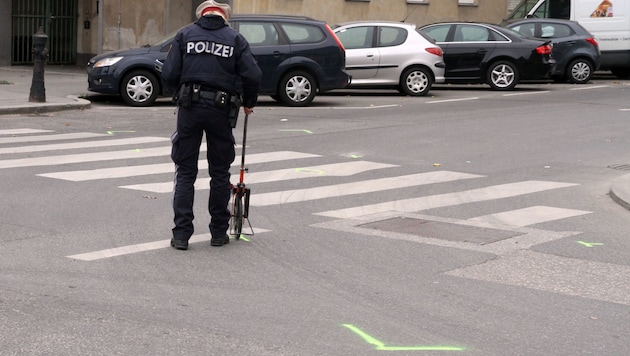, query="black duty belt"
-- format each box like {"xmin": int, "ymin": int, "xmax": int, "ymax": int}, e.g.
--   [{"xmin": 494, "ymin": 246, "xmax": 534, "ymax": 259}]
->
[{"xmin": 198, "ymin": 90, "xmax": 219, "ymax": 100}]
